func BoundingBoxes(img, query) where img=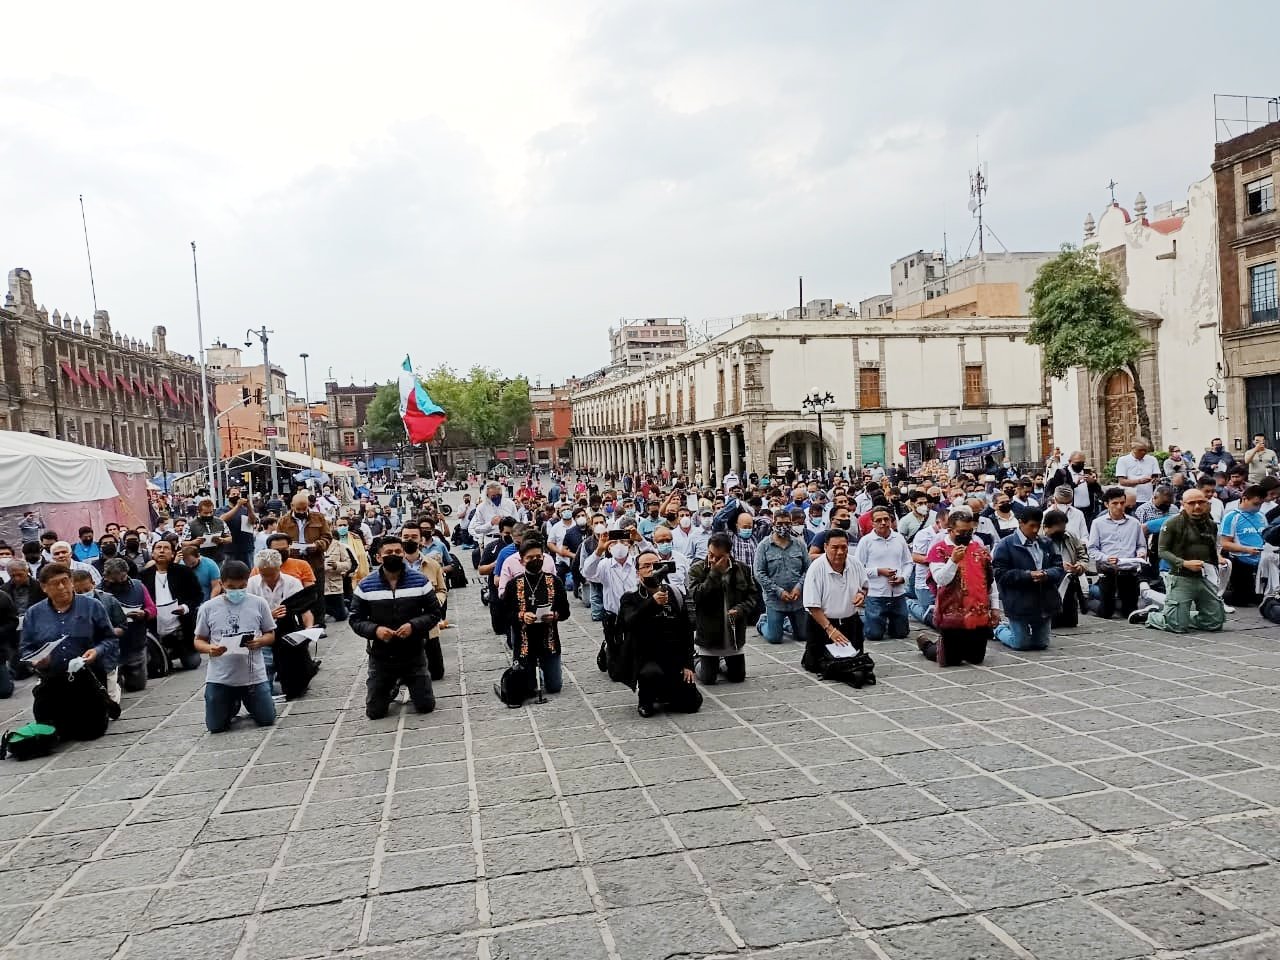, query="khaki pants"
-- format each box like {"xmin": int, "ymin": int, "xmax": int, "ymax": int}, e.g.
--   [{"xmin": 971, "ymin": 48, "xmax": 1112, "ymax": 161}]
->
[{"xmin": 1147, "ymin": 574, "xmax": 1225, "ymax": 634}]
